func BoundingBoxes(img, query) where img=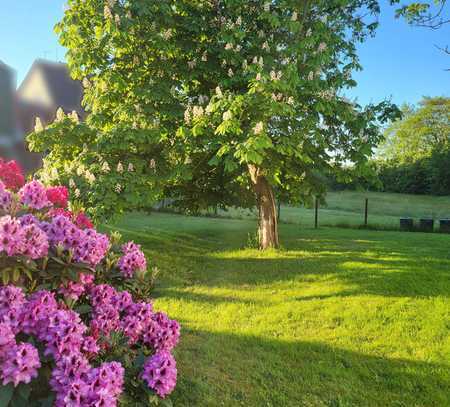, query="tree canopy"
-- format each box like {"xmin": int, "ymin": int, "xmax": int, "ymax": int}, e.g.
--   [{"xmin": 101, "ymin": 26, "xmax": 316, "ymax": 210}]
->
[
  {"xmin": 379, "ymin": 96, "xmax": 450, "ymax": 163},
  {"xmin": 29, "ymin": 0, "xmax": 400, "ymax": 248}
]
